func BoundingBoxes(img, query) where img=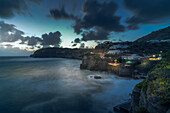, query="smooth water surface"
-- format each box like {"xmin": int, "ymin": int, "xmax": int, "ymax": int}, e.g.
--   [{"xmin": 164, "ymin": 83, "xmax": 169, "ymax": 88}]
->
[{"xmin": 0, "ymin": 57, "xmax": 142, "ymax": 113}]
